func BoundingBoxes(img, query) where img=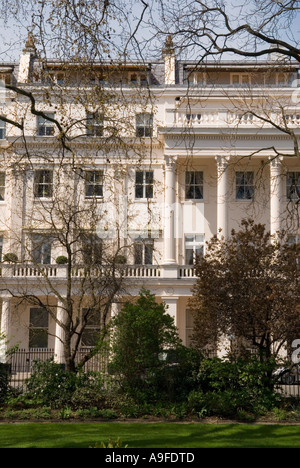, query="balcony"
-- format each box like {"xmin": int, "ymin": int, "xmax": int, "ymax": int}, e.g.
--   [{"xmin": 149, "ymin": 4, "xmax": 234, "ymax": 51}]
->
[
  {"xmin": 0, "ymin": 263, "xmax": 197, "ymax": 280},
  {"xmin": 164, "ymin": 109, "xmax": 300, "ymax": 129}
]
